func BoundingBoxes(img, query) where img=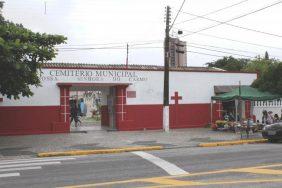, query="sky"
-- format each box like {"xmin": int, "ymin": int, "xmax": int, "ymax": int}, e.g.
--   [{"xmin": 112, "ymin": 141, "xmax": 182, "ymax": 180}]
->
[{"xmin": 3, "ymin": 0, "xmax": 282, "ymax": 67}]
